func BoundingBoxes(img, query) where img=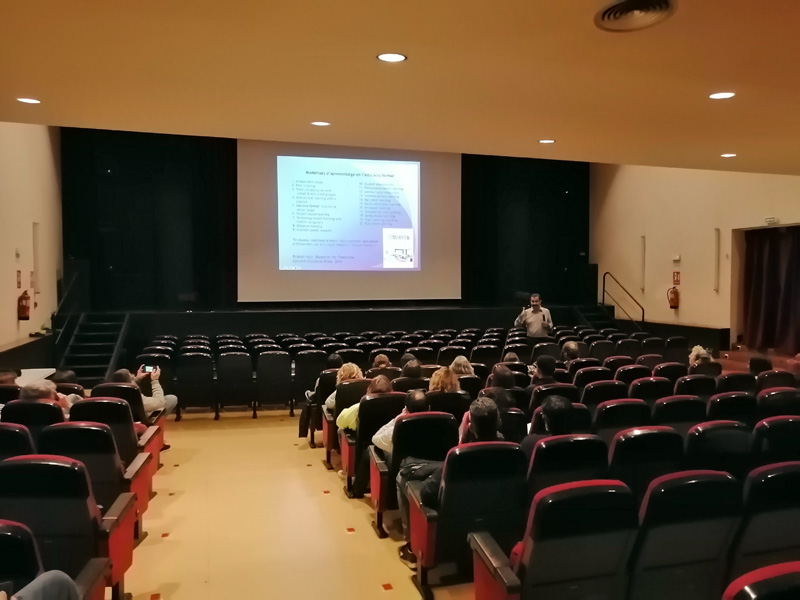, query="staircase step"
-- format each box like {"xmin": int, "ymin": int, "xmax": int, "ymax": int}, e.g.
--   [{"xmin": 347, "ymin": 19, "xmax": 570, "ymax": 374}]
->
[
  {"xmin": 80, "ymin": 323, "xmax": 123, "ymax": 334},
  {"xmin": 69, "ymin": 343, "xmax": 116, "ymax": 354},
  {"xmin": 64, "ymin": 353, "xmax": 114, "ymax": 366},
  {"xmin": 82, "ymin": 313, "xmax": 126, "ymax": 323},
  {"xmin": 77, "ymin": 376, "xmax": 105, "ymax": 389},
  {"xmin": 74, "ymin": 332, "xmax": 118, "ymax": 343}
]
